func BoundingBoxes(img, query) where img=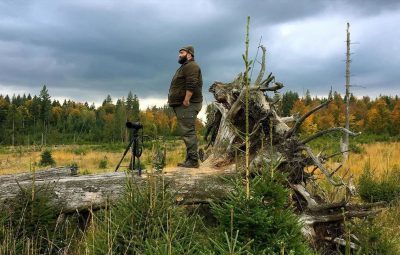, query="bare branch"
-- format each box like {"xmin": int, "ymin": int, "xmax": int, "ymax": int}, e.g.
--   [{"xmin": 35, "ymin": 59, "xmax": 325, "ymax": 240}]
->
[
  {"xmin": 329, "ymin": 238, "xmax": 358, "ymax": 250},
  {"xmin": 291, "ymin": 184, "xmax": 318, "ymax": 208},
  {"xmin": 285, "ymin": 99, "xmax": 332, "ymax": 138},
  {"xmin": 301, "ymin": 127, "xmax": 361, "ymax": 144},
  {"xmin": 259, "ymin": 82, "xmax": 284, "ymax": 92},
  {"xmin": 322, "ymin": 149, "xmax": 352, "ymax": 161},
  {"xmin": 259, "ymin": 72, "xmax": 274, "ymax": 88},
  {"xmin": 308, "ymin": 201, "xmax": 346, "ymax": 212},
  {"xmin": 301, "ymin": 209, "xmax": 380, "ymax": 224},
  {"xmin": 254, "ymin": 45, "xmax": 266, "ymax": 86},
  {"xmin": 302, "ymin": 146, "xmax": 345, "ymax": 187},
  {"xmin": 310, "ymin": 166, "xmax": 319, "ymax": 175},
  {"xmin": 279, "ymin": 116, "xmax": 296, "ymax": 123},
  {"xmin": 329, "ymin": 164, "xmax": 343, "ymax": 177},
  {"xmin": 347, "ymin": 201, "xmax": 386, "ymax": 210}
]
